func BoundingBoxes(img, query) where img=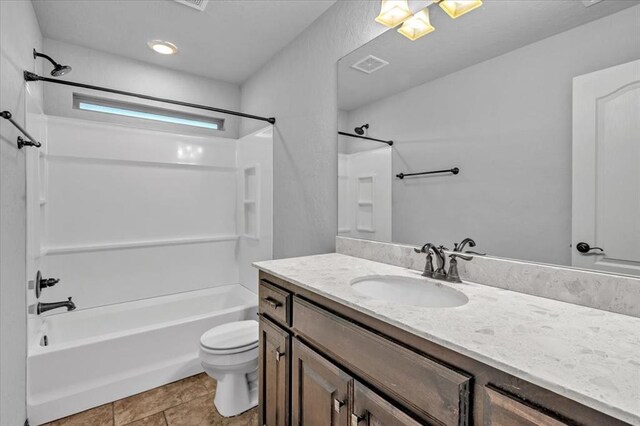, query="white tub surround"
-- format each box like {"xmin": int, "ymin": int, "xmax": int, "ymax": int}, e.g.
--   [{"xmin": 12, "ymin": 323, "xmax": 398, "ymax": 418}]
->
[
  {"xmin": 254, "ymin": 254, "xmax": 640, "ymax": 425},
  {"xmin": 336, "ymin": 236, "xmax": 640, "ymax": 318},
  {"xmin": 27, "ymin": 285, "xmax": 257, "ymax": 425}
]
